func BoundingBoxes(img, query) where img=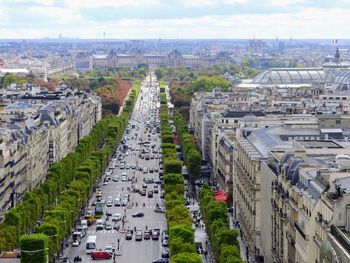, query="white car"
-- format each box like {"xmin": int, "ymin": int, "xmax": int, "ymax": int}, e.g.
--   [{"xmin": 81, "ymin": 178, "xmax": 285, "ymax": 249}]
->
[
  {"xmin": 113, "ymin": 176, "xmax": 119, "ymax": 182},
  {"xmin": 112, "ymin": 213, "xmax": 121, "ymax": 222},
  {"xmin": 114, "ymin": 198, "xmax": 121, "ymax": 206}
]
